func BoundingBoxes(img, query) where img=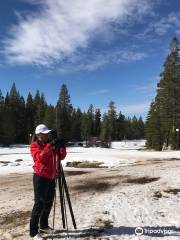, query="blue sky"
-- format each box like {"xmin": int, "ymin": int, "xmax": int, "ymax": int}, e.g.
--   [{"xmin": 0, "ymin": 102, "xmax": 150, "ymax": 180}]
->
[{"xmin": 0, "ymin": 0, "xmax": 180, "ymax": 119}]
